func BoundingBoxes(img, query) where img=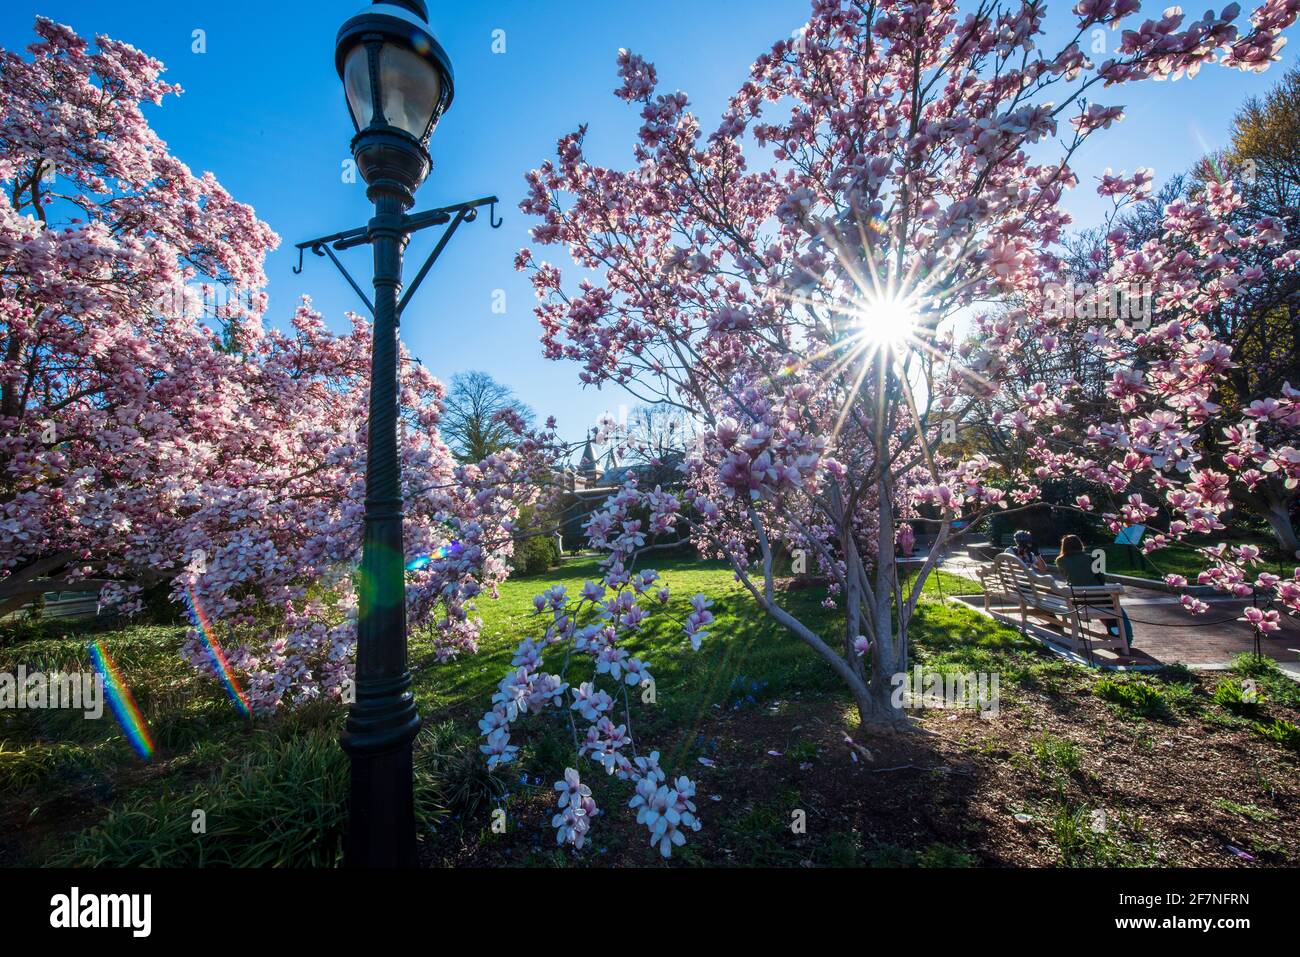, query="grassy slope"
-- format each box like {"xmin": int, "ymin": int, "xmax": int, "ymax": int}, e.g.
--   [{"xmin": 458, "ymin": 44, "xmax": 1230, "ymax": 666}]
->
[
  {"xmin": 409, "ymin": 556, "xmax": 980, "ymax": 741},
  {"xmin": 0, "ymin": 556, "xmax": 1296, "ymax": 868}
]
